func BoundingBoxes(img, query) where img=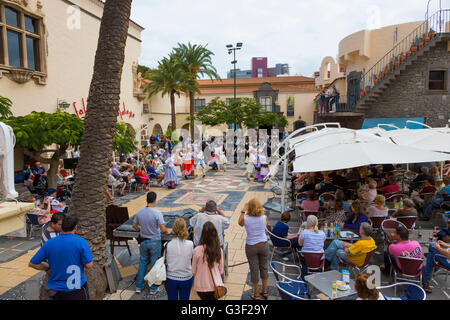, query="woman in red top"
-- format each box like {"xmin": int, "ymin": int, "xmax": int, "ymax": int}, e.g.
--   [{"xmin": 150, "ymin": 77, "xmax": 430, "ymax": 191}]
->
[
  {"xmin": 134, "ymin": 165, "xmax": 150, "ymax": 191},
  {"xmin": 419, "ymin": 178, "xmax": 437, "ymax": 195},
  {"xmin": 380, "ymin": 176, "xmax": 399, "ymax": 197}
]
